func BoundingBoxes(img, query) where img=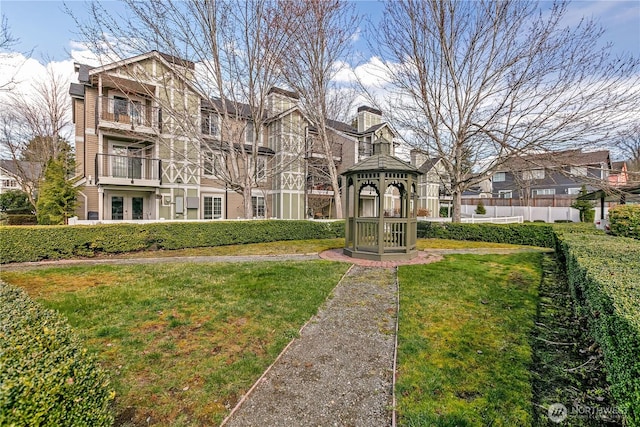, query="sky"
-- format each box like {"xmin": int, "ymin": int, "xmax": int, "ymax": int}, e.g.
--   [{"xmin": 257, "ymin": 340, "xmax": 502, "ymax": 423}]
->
[{"xmin": 0, "ymin": 0, "xmax": 639, "ymax": 158}]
